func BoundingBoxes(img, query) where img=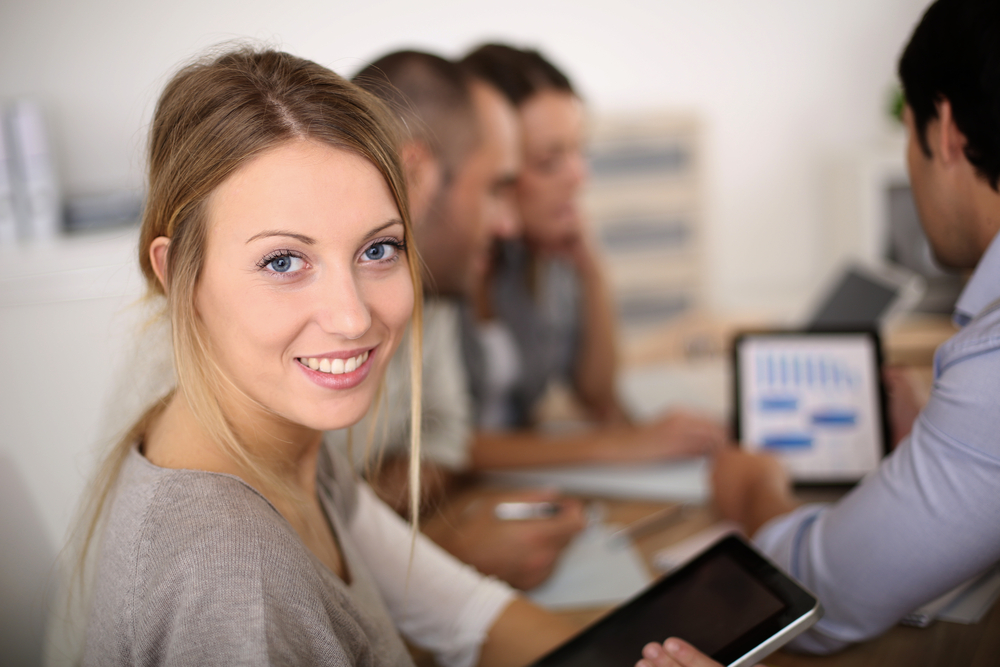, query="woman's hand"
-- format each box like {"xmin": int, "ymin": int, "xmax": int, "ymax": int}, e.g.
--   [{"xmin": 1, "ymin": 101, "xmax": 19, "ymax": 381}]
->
[
  {"xmin": 630, "ymin": 410, "xmax": 731, "ymax": 460},
  {"xmin": 637, "ymin": 638, "xmax": 736, "ymax": 667}
]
